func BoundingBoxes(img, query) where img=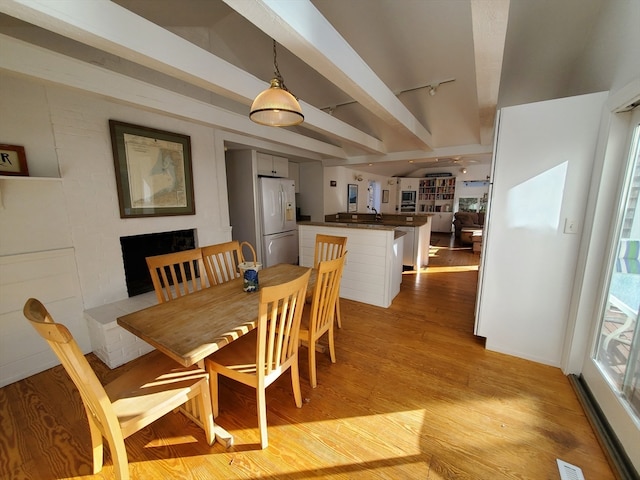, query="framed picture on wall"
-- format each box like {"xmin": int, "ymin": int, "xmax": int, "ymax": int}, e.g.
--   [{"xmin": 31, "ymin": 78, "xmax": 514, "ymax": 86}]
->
[
  {"xmin": 382, "ymin": 189, "xmax": 389, "ymax": 203},
  {"xmin": 348, "ymin": 183, "xmax": 358, "ymax": 212},
  {"xmin": 0, "ymin": 144, "xmax": 29, "ymax": 176},
  {"xmin": 109, "ymin": 120, "xmax": 195, "ymax": 218}
]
